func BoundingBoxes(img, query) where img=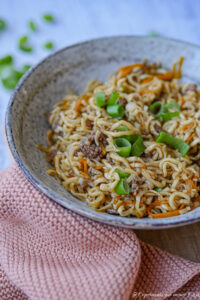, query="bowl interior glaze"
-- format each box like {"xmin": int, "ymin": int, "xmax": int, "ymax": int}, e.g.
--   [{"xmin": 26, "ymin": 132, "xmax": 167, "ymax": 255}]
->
[{"xmin": 6, "ymin": 36, "xmax": 200, "ymax": 229}]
